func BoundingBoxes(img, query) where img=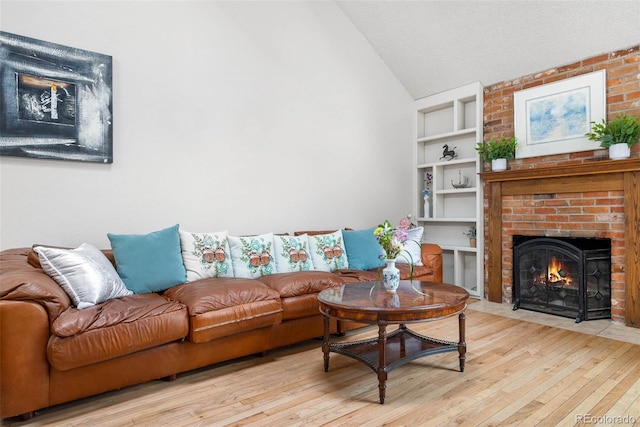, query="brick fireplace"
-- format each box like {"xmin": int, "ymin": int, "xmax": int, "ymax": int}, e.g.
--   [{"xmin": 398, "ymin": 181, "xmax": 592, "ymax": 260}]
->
[
  {"xmin": 481, "ymin": 161, "xmax": 639, "ymax": 327},
  {"xmin": 479, "ymin": 45, "xmax": 640, "ymax": 328}
]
